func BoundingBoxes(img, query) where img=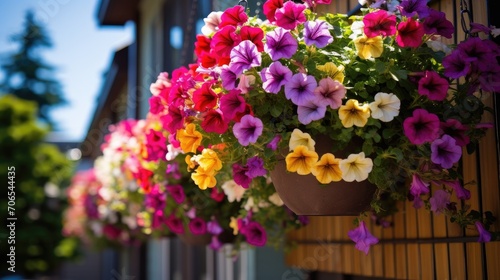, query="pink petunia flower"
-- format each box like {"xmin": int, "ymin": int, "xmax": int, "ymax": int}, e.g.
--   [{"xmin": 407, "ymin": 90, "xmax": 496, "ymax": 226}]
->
[
  {"xmin": 219, "ymin": 5, "xmax": 248, "ymax": 28},
  {"xmin": 274, "ymin": 1, "xmax": 306, "ymax": 30},
  {"xmin": 418, "ymin": 70, "xmax": 449, "ymax": 101},
  {"xmin": 363, "ymin": 10, "xmax": 396, "ymax": 38},
  {"xmin": 403, "ymin": 109, "xmax": 440, "ymax": 145},
  {"xmin": 396, "ymin": 18, "xmax": 425, "ymax": 48}
]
